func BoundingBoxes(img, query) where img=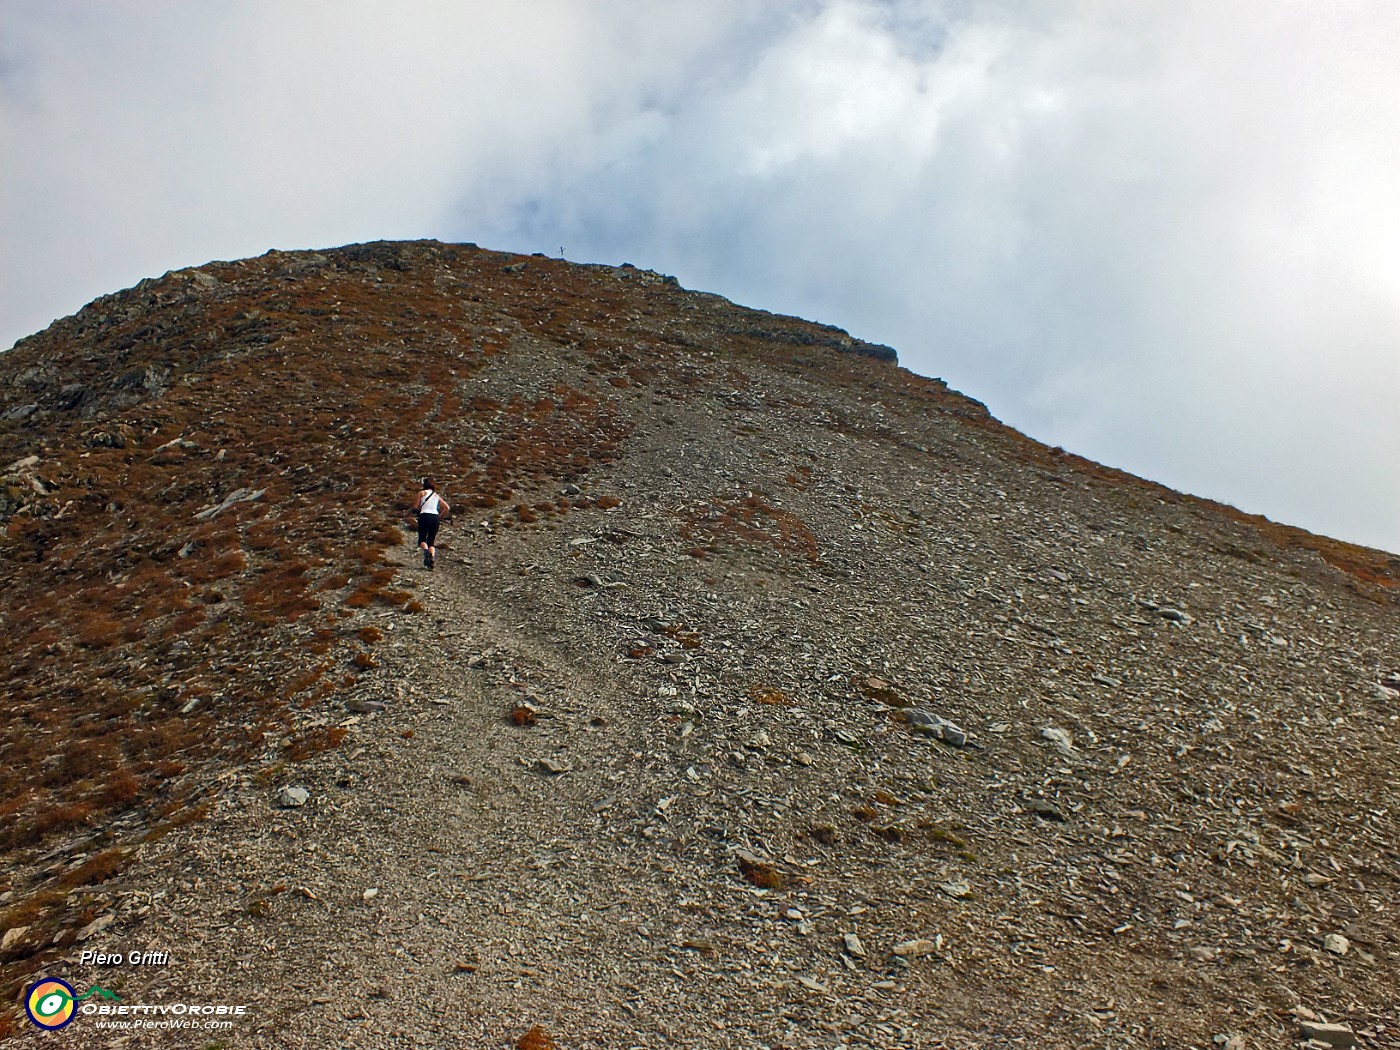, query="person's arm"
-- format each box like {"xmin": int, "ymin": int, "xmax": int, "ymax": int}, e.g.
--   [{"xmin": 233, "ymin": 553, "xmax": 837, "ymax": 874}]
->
[
  {"xmin": 440, "ymin": 496, "xmax": 451, "ymax": 516},
  {"xmin": 414, "ymin": 489, "xmax": 425, "ymax": 511}
]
